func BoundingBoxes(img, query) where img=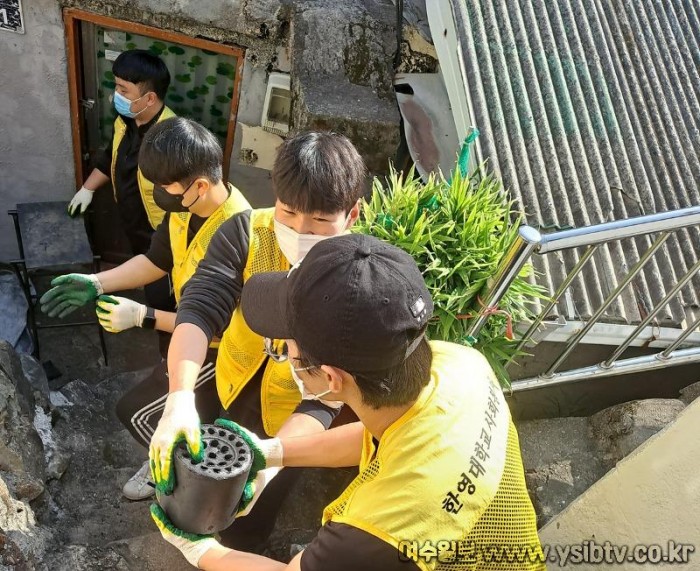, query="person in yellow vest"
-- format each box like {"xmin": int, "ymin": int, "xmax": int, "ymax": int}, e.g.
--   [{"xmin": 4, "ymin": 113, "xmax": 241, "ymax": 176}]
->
[
  {"xmin": 67, "ymin": 50, "xmax": 176, "ymax": 355},
  {"xmin": 150, "ymin": 234, "xmax": 546, "ymax": 571},
  {"xmin": 40, "ymin": 117, "xmax": 250, "ymax": 500},
  {"xmin": 67, "ymin": 49, "xmax": 173, "ymax": 249},
  {"xmin": 148, "ymin": 131, "xmax": 367, "ymax": 551}
]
